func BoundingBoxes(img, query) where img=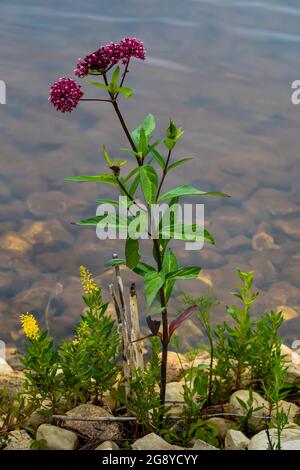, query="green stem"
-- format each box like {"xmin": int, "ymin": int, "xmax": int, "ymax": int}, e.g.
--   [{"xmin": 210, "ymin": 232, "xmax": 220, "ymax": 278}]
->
[{"xmin": 156, "ymin": 149, "xmax": 172, "ymax": 200}]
